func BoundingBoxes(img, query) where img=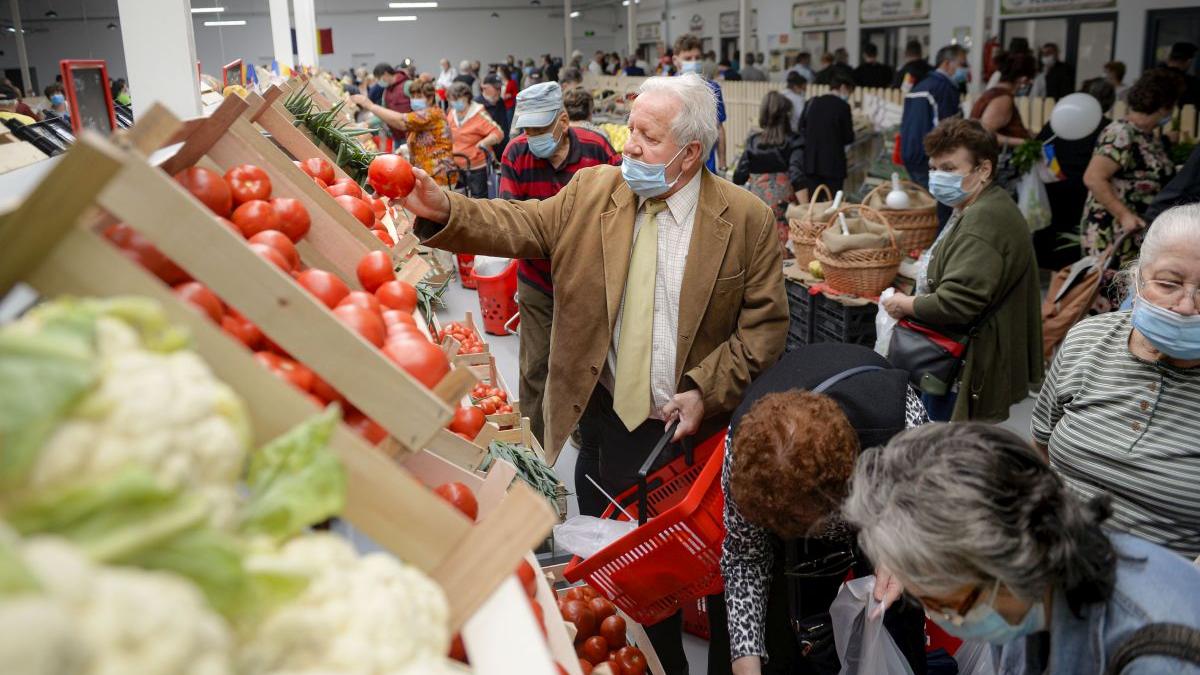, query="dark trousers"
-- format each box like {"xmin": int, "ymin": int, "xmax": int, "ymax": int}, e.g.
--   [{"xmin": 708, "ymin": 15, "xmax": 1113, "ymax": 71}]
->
[{"xmin": 575, "ymin": 384, "xmax": 691, "ymax": 674}]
